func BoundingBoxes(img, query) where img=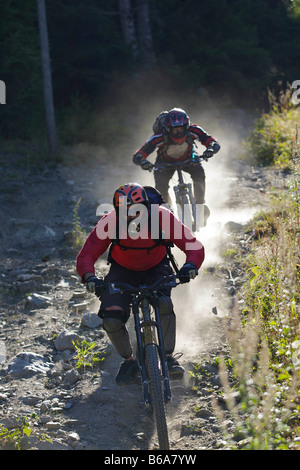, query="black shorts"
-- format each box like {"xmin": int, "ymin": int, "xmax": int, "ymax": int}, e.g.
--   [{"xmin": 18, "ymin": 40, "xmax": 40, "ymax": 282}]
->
[{"xmin": 99, "ymin": 256, "xmax": 173, "ymax": 319}]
